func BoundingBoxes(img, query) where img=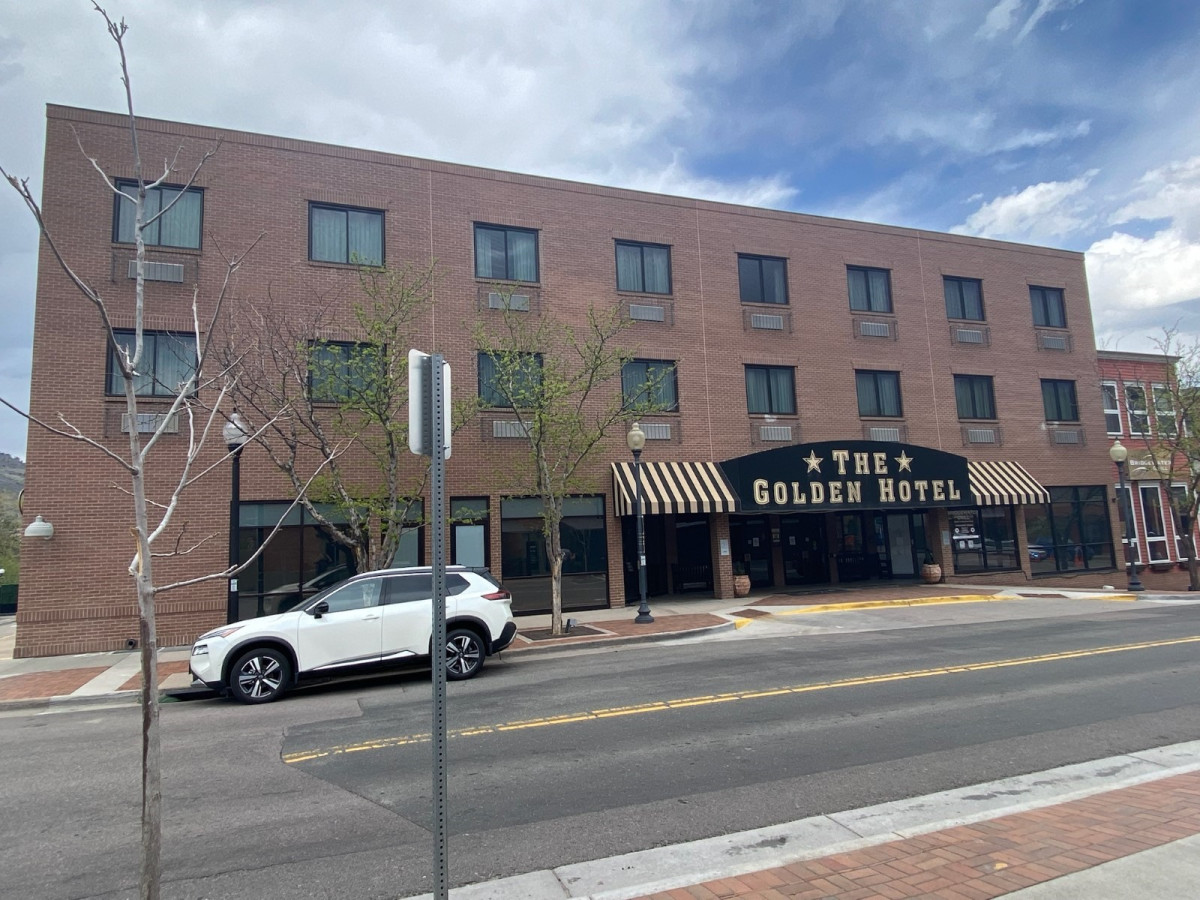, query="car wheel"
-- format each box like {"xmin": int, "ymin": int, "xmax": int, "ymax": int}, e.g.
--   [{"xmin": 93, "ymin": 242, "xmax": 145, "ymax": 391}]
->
[
  {"xmin": 229, "ymin": 647, "xmax": 291, "ymax": 704},
  {"xmin": 445, "ymin": 629, "xmax": 485, "ymax": 681}
]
